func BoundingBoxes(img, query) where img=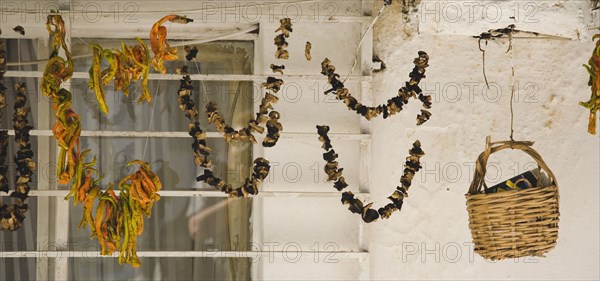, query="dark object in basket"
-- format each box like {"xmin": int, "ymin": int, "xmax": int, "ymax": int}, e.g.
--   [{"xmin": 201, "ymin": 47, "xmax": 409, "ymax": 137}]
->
[{"xmin": 485, "ymin": 168, "xmax": 549, "ymax": 194}]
